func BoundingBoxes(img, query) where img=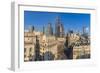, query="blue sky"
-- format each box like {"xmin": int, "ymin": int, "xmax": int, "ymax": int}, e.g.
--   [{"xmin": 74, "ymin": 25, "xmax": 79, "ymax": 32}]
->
[{"xmin": 24, "ymin": 11, "xmax": 90, "ymax": 34}]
